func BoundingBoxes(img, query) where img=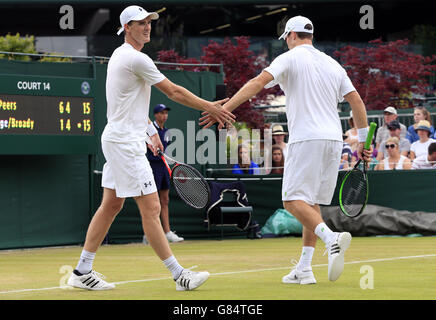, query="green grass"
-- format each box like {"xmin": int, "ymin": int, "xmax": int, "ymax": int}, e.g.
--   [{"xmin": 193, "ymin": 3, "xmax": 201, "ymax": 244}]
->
[{"xmin": 1, "ymin": 236, "xmax": 435, "ymax": 300}]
